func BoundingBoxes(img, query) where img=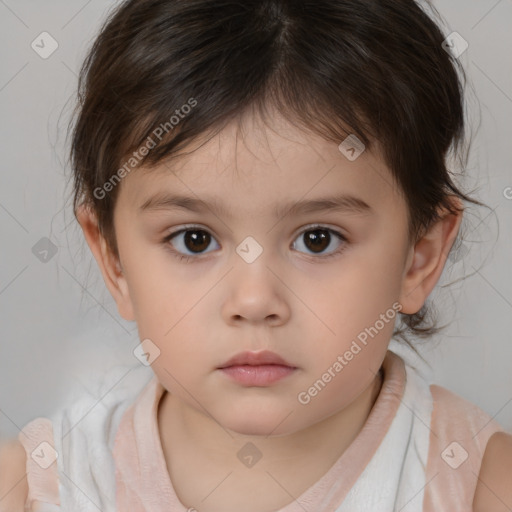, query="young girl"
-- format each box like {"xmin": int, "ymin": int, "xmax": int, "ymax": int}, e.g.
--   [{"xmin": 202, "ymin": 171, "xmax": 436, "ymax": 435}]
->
[{"xmin": 1, "ymin": 0, "xmax": 511, "ymax": 510}]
